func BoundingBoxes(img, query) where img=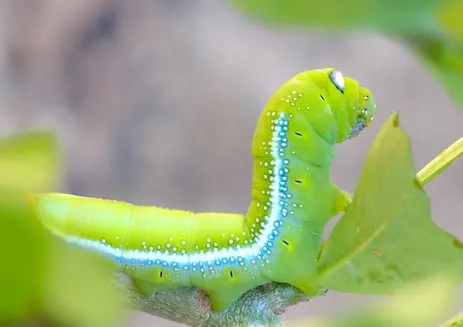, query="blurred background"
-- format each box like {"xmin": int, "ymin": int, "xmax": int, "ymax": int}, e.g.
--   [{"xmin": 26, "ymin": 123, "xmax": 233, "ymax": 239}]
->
[{"xmin": 1, "ymin": 0, "xmax": 462, "ymax": 326}]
